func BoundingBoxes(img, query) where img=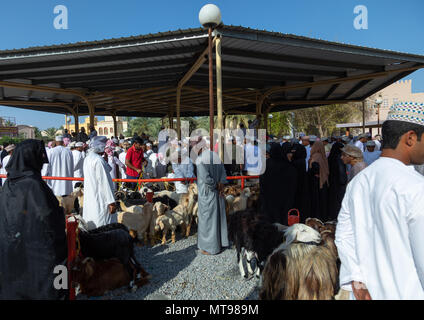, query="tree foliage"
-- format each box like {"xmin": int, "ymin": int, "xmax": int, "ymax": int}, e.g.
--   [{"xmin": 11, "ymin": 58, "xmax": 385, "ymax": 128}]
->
[
  {"xmin": 44, "ymin": 127, "xmax": 59, "ymax": 139},
  {"xmin": 287, "ymin": 103, "xmax": 373, "ymax": 137}
]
